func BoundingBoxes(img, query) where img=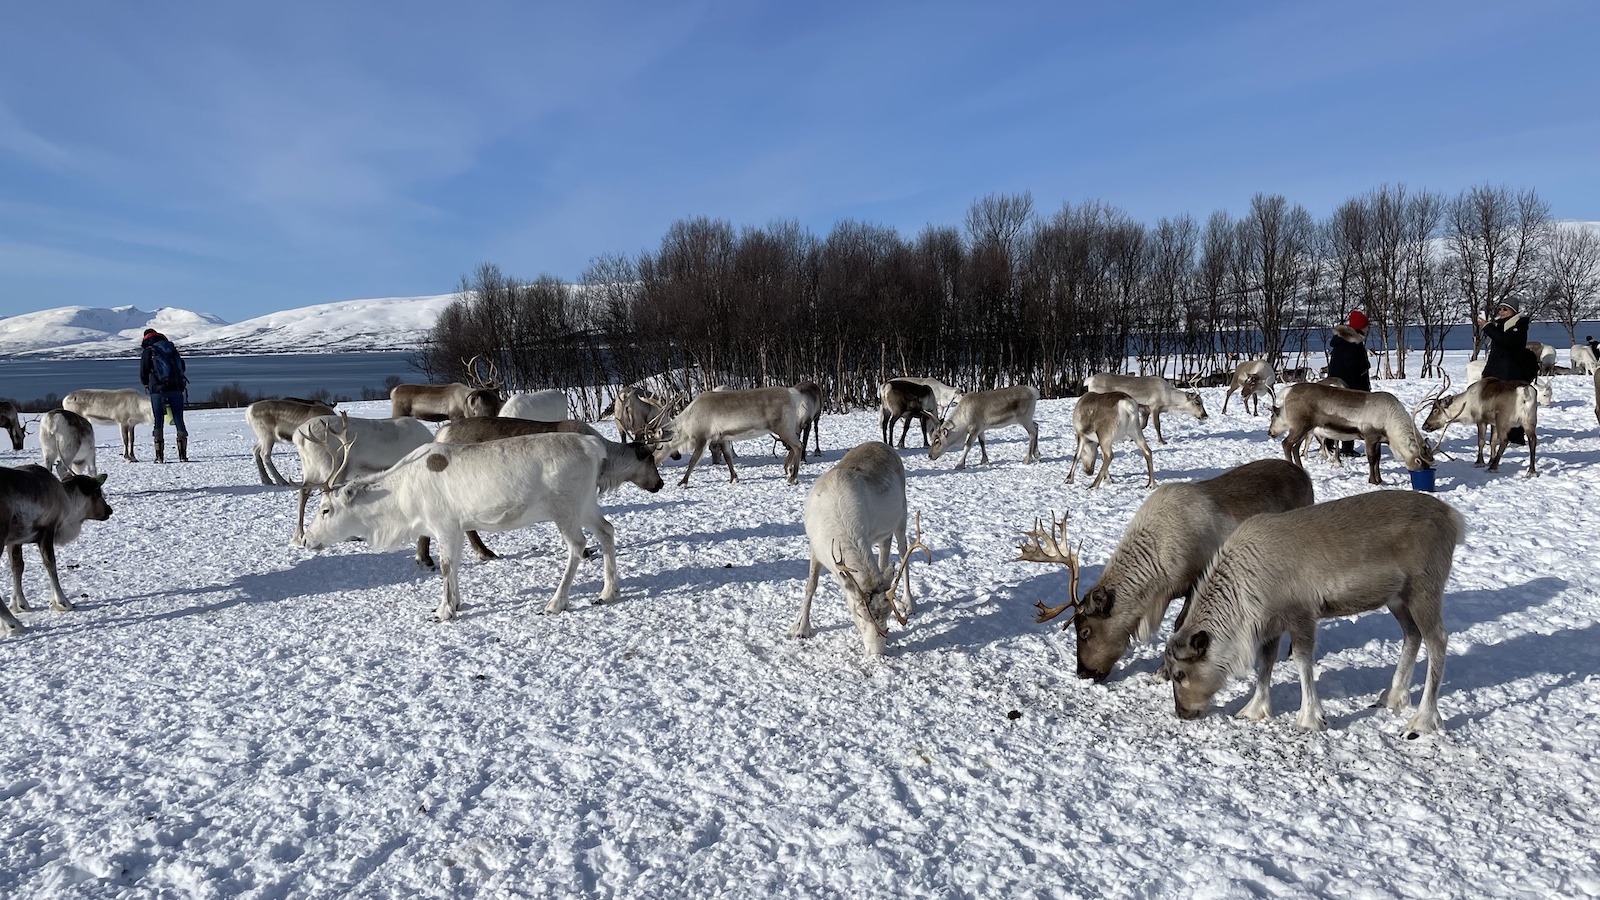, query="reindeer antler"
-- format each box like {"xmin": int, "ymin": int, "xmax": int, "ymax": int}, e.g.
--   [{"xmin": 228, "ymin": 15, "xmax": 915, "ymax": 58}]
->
[
  {"xmin": 323, "ymin": 411, "xmax": 355, "ymax": 489},
  {"xmin": 884, "ymin": 512, "xmax": 932, "ymax": 627},
  {"xmin": 1014, "ymin": 512, "xmax": 1083, "ymax": 625},
  {"xmin": 1412, "ymin": 371, "xmax": 1456, "ymax": 453}
]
